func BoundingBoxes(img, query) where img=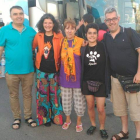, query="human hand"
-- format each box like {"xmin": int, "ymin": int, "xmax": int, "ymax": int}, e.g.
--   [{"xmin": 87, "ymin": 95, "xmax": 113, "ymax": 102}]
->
[
  {"xmin": 82, "ymin": 40, "xmax": 88, "ymax": 47},
  {"xmin": 79, "ymin": 19, "xmax": 84, "ymax": 26},
  {"xmin": 59, "ymin": 29, "xmax": 62, "ymax": 33},
  {"xmin": 76, "ymin": 19, "xmax": 84, "ymax": 31},
  {"xmin": 133, "ymin": 73, "xmax": 140, "ymax": 83}
]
